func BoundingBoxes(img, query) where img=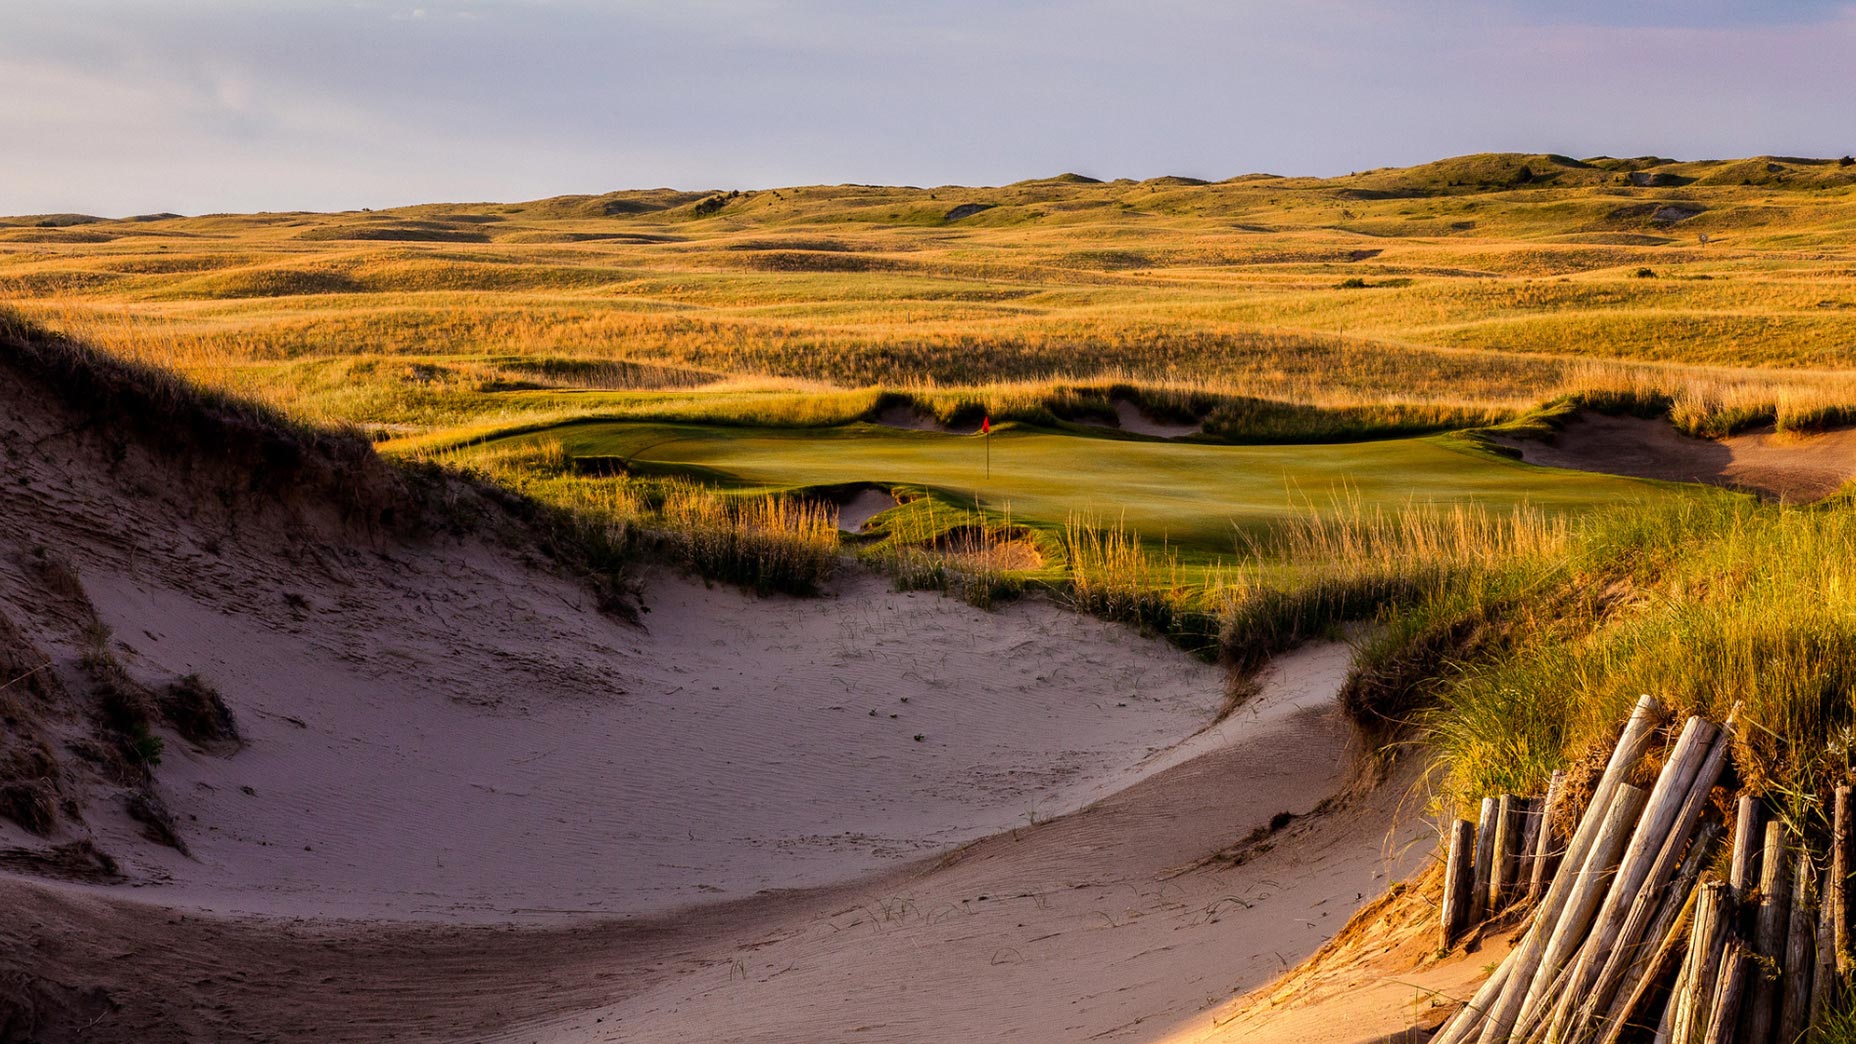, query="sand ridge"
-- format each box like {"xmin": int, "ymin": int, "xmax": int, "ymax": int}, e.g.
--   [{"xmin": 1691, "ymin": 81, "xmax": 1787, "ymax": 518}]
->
[
  {"xmin": 1496, "ymin": 412, "xmax": 1856, "ymax": 502},
  {"xmin": 2, "ymin": 640, "xmax": 1429, "ymax": 1044},
  {"xmin": 72, "ymin": 568, "xmax": 1232, "ymax": 923}
]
